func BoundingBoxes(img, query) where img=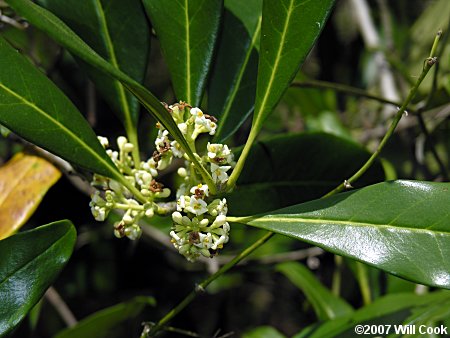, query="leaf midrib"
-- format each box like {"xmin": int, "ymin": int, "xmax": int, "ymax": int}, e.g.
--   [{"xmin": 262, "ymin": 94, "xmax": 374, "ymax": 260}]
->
[
  {"xmin": 0, "ymin": 82, "xmax": 118, "ymax": 177},
  {"xmin": 253, "ymin": 0, "xmax": 295, "ymax": 128},
  {"xmin": 93, "ymin": 0, "xmax": 134, "ymax": 129},
  {"xmin": 231, "ymin": 216, "xmax": 450, "ymax": 236},
  {"xmin": 184, "ymin": 0, "xmax": 191, "ymax": 102}
]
